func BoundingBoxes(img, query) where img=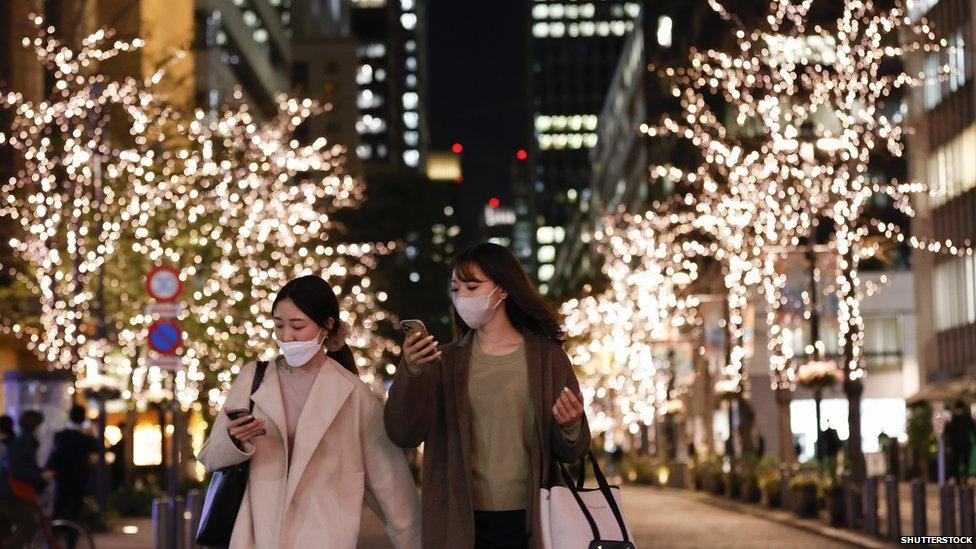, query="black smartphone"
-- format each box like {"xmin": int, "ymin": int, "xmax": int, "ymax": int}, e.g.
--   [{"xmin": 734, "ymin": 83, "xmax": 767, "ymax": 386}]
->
[
  {"xmin": 226, "ymin": 408, "xmax": 266, "ymax": 436},
  {"xmin": 226, "ymin": 408, "xmax": 250, "ymax": 421}
]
